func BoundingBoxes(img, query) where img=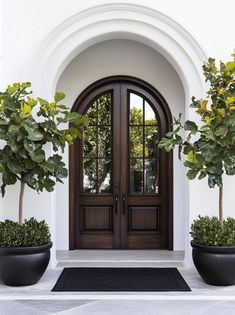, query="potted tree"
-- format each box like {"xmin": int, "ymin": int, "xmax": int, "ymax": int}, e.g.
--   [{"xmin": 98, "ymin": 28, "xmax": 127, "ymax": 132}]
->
[
  {"xmin": 0, "ymin": 82, "xmax": 86, "ymax": 286},
  {"xmin": 159, "ymin": 52, "xmax": 235, "ymax": 285}
]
